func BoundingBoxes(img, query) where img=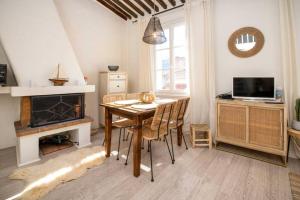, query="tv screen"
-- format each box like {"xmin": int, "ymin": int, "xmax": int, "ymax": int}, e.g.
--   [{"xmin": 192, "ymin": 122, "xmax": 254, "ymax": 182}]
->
[{"xmin": 233, "ymin": 77, "xmax": 275, "ymax": 99}]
